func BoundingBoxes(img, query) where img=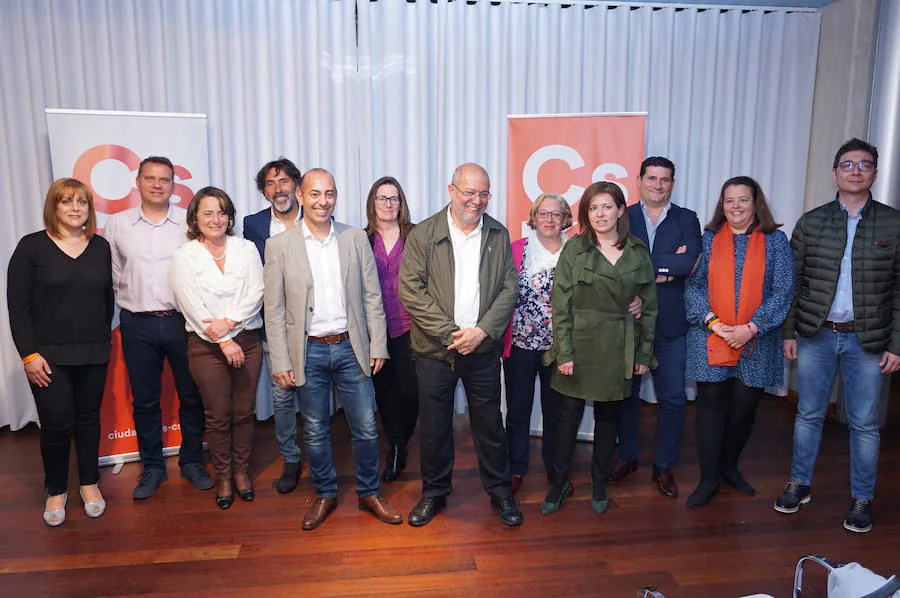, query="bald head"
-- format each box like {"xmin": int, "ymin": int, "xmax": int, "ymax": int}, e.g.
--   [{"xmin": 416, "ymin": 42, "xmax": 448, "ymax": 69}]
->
[
  {"xmin": 447, "ymin": 163, "xmax": 491, "ymax": 233},
  {"xmin": 451, "ymin": 163, "xmax": 490, "ymax": 188},
  {"xmin": 302, "ymin": 167, "xmax": 335, "ymax": 192}
]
